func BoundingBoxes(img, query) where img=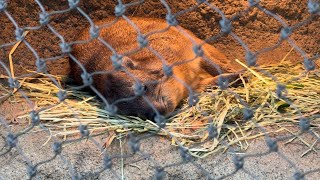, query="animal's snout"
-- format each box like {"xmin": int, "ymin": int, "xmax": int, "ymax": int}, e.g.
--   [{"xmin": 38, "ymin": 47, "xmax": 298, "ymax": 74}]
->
[{"xmin": 115, "ymin": 97, "xmax": 170, "ymax": 120}]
